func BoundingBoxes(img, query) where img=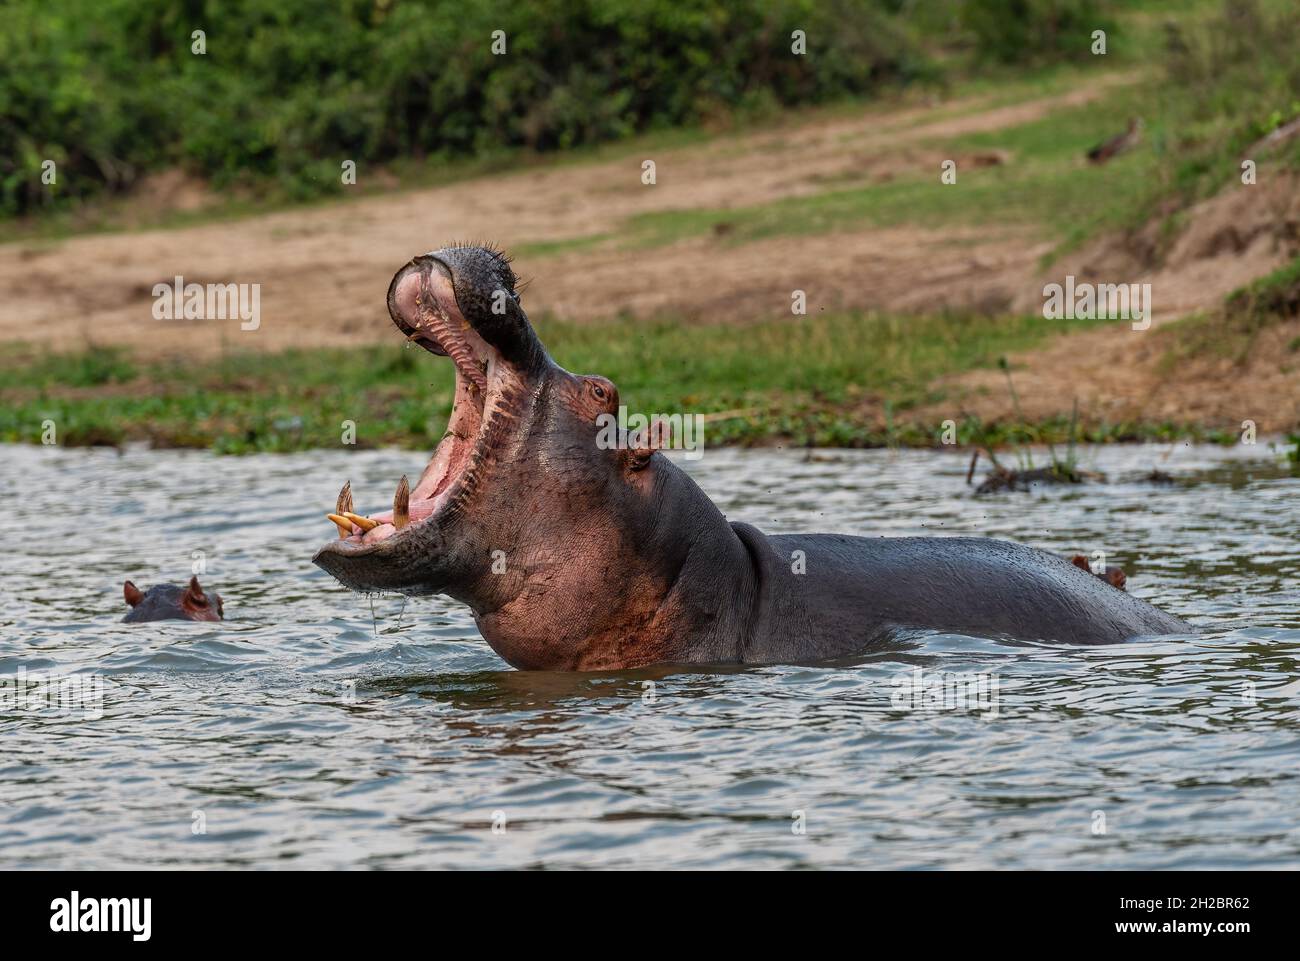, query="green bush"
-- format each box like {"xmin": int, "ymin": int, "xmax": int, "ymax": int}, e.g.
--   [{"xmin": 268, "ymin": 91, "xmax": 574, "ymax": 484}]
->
[
  {"xmin": 0, "ymin": 0, "xmax": 931, "ymax": 218},
  {"xmin": 960, "ymin": 0, "xmax": 1116, "ymax": 64}
]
